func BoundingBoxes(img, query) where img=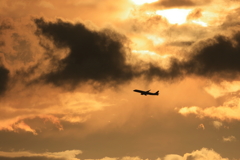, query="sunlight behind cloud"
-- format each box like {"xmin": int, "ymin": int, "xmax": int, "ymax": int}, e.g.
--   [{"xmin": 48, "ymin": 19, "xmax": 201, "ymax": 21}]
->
[
  {"xmin": 205, "ymin": 81, "xmax": 240, "ymax": 98},
  {"xmin": 146, "ymin": 35, "xmax": 164, "ymax": 46},
  {"xmin": 131, "ymin": 0, "xmax": 158, "ymax": 5},
  {"xmin": 131, "ymin": 50, "xmax": 171, "ymax": 69},
  {"xmin": 132, "ymin": 50, "xmax": 169, "ymax": 59},
  {"xmin": 156, "ymin": 9, "xmax": 191, "ymax": 25},
  {"xmin": 200, "ymin": 11, "xmax": 224, "ymax": 26},
  {"xmin": 192, "ymin": 20, "xmax": 208, "ymax": 27}
]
